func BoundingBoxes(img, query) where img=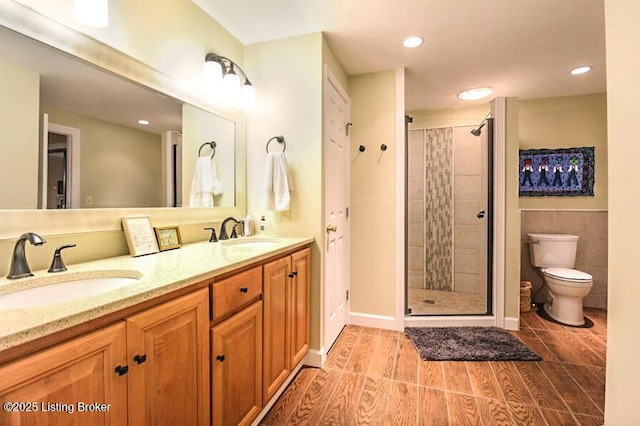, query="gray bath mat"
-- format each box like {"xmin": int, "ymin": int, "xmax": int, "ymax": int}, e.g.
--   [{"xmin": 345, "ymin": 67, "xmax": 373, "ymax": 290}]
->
[{"xmin": 405, "ymin": 326, "xmax": 542, "ymax": 361}]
